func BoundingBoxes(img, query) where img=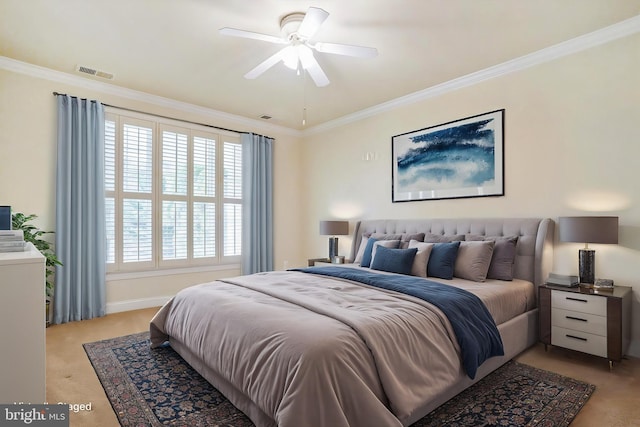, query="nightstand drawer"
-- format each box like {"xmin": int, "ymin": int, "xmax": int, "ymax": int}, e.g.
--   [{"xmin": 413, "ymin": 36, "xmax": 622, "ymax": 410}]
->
[
  {"xmin": 551, "ymin": 290, "xmax": 606, "ymax": 316},
  {"xmin": 551, "ymin": 308, "xmax": 607, "ymax": 336},
  {"xmin": 552, "ymin": 326, "xmax": 607, "ymax": 358}
]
